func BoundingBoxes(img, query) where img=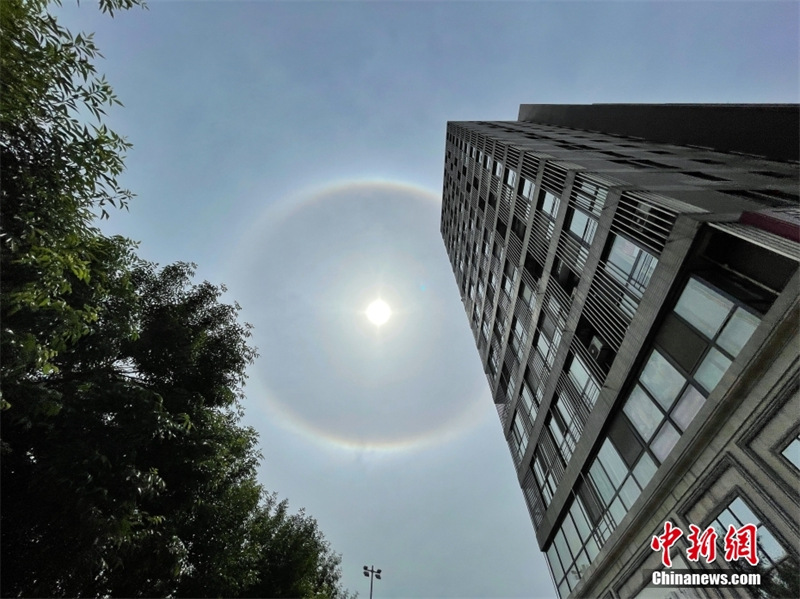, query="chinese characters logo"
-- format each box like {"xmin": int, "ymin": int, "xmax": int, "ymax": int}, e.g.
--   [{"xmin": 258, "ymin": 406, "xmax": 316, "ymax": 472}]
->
[{"xmin": 651, "ymin": 521, "xmax": 759, "ymax": 567}]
